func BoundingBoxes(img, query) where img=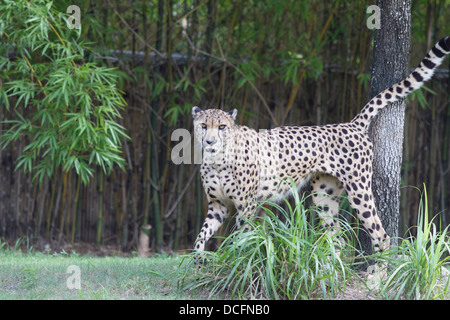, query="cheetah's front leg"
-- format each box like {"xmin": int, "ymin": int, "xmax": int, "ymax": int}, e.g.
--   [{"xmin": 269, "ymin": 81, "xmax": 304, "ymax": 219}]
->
[
  {"xmin": 194, "ymin": 200, "xmax": 228, "ymax": 252},
  {"xmin": 235, "ymin": 202, "xmax": 257, "ymax": 231}
]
